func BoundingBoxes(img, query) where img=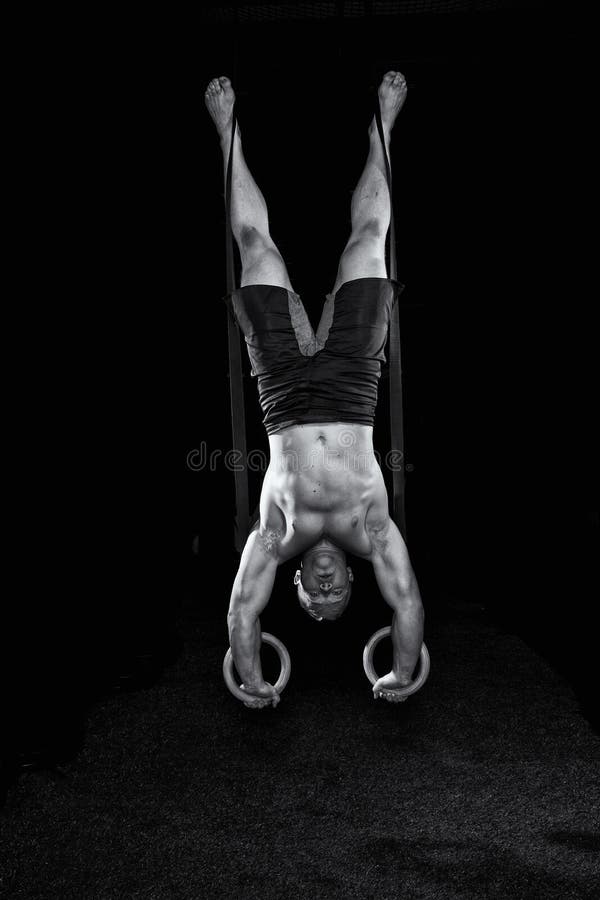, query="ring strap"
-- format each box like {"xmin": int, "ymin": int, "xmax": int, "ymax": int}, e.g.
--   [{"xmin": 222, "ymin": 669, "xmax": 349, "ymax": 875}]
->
[
  {"xmin": 223, "ymin": 105, "xmax": 251, "ymax": 552},
  {"xmin": 375, "ymin": 94, "xmax": 407, "ymax": 539}
]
